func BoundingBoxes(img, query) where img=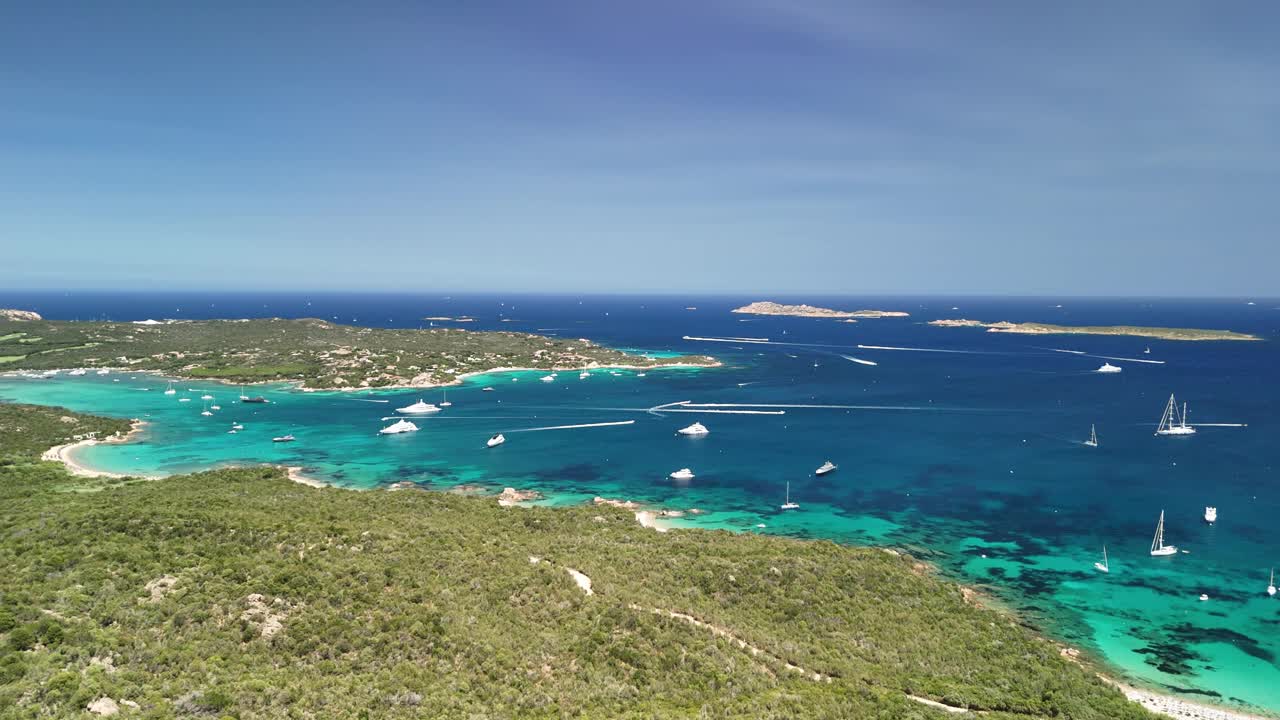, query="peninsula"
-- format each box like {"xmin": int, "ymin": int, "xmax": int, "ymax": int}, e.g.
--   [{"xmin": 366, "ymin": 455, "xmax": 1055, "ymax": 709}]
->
[
  {"xmin": 0, "ymin": 314, "xmax": 717, "ymax": 389},
  {"xmin": 732, "ymin": 301, "xmax": 910, "ymax": 319},
  {"xmin": 928, "ymin": 319, "xmax": 1261, "ymax": 341},
  {"xmin": 0, "ymin": 401, "xmax": 1162, "ymax": 719}
]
